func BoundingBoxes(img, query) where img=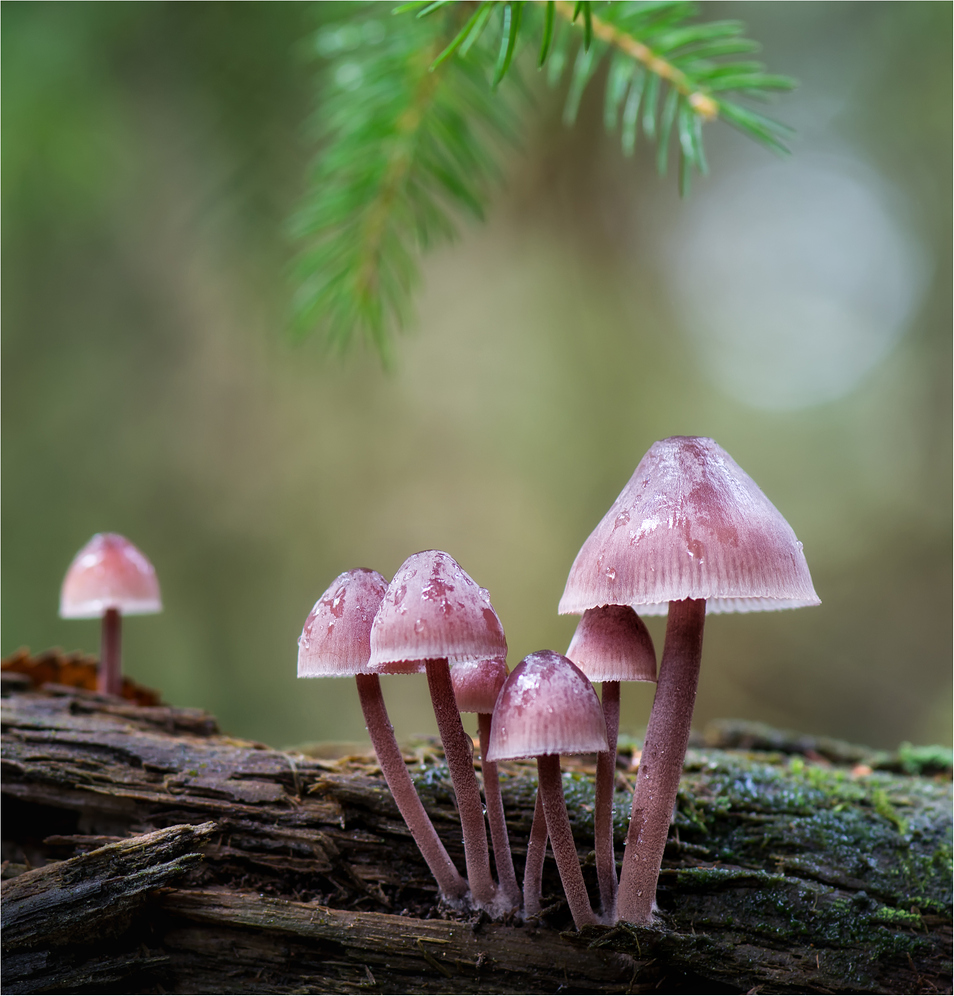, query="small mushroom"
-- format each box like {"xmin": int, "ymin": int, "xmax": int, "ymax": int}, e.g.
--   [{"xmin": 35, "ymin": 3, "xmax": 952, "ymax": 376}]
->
[
  {"xmin": 559, "ymin": 436, "xmax": 819, "ymax": 924},
  {"xmin": 59, "ymin": 533, "xmax": 162, "ymax": 696},
  {"xmin": 487, "ymin": 650, "xmax": 608, "ymax": 930},
  {"xmin": 565, "ymin": 605, "xmax": 656, "ymax": 920},
  {"xmin": 298, "ymin": 568, "xmax": 467, "ymax": 905},
  {"xmin": 369, "ymin": 550, "xmax": 508, "ymax": 914},
  {"xmin": 451, "ymin": 657, "xmax": 520, "ymax": 911}
]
